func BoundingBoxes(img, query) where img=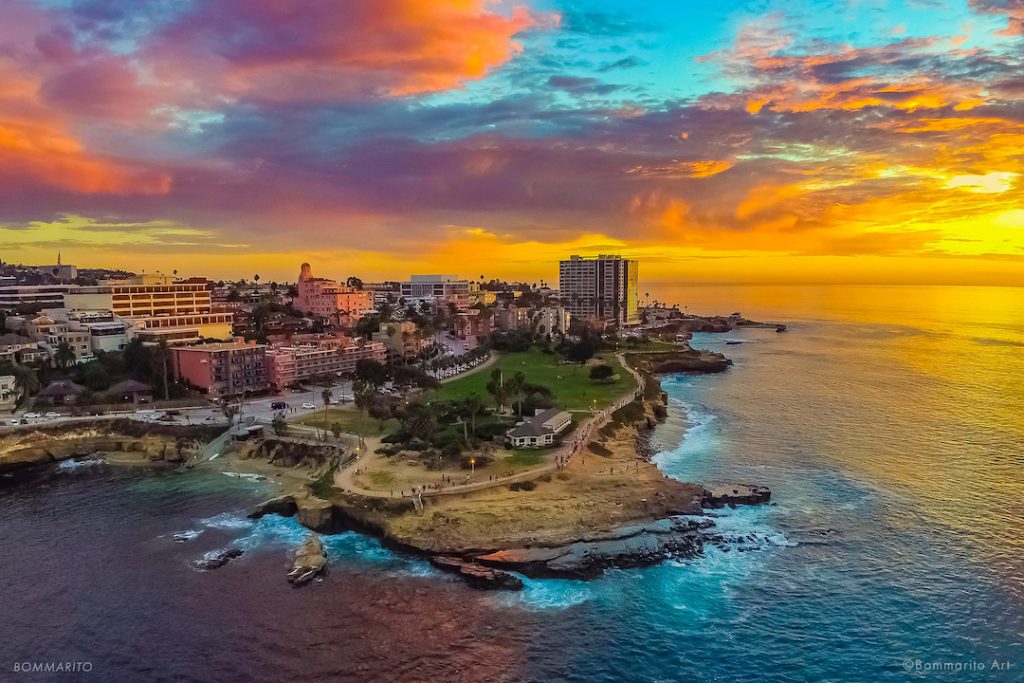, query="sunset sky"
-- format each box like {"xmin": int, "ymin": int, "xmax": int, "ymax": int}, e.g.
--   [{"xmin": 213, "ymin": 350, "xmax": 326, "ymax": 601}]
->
[{"xmin": 2, "ymin": 0, "xmax": 1023, "ymax": 284}]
